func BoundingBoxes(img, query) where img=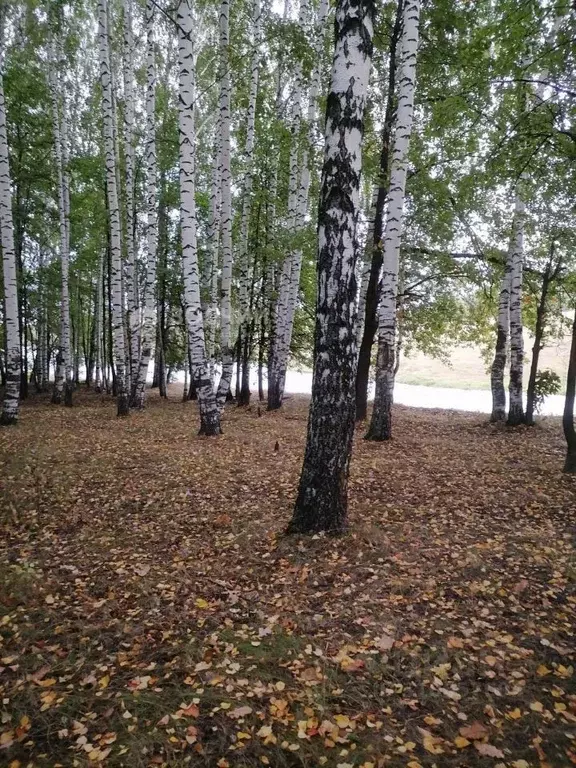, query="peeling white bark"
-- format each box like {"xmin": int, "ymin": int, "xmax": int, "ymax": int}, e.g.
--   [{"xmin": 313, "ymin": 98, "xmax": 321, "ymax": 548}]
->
[
  {"xmin": 98, "ymin": 0, "xmax": 129, "ymax": 415},
  {"xmin": 367, "ymin": 0, "xmax": 421, "ymax": 441},
  {"xmin": 177, "ymin": 0, "xmax": 221, "ymax": 434},
  {"xmin": 0, "ymin": 54, "xmax": 19, "ymax": 424},
  {"xmin": 132, "ymin": 0, "xmax": 158, "ymax": 409}
]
